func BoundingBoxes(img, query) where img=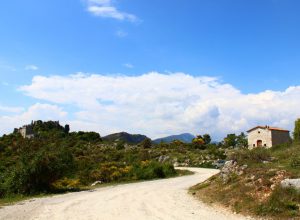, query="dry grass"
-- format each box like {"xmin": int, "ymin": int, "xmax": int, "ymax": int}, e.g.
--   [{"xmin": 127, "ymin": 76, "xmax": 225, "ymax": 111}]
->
[{"xmin": 190, "ymin": 143, "xmax": 300, "ymax": 219}]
